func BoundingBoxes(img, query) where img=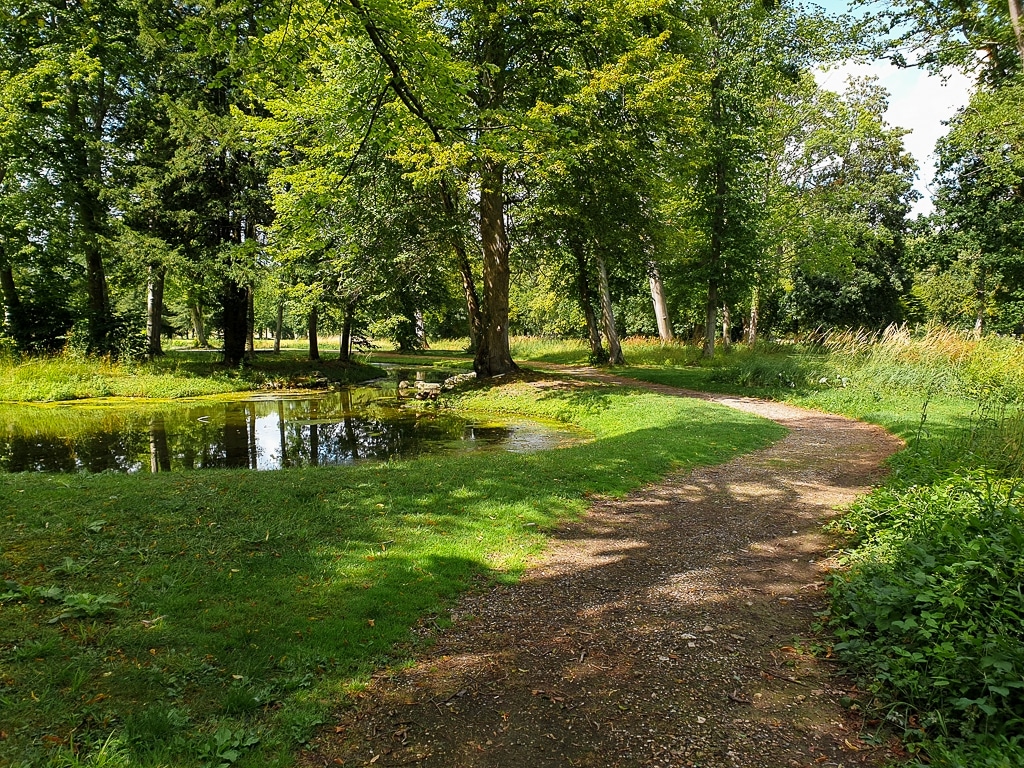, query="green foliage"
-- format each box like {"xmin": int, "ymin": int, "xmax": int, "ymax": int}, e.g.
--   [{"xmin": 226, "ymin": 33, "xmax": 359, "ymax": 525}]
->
[
  {"xmin": 0, "ymin": 349, "xmax": 383, "ymax": 402},
  {"xmin": 198, "ymin": 727, "xmax": 260, "ymax": 768},
  {"xmin": 828, "ymin": 472, "xmax": 1024, "ymax": 741},
  {"xmin": 917, "ymin": 77, "xmax": 1024, "ymax": 336}
]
